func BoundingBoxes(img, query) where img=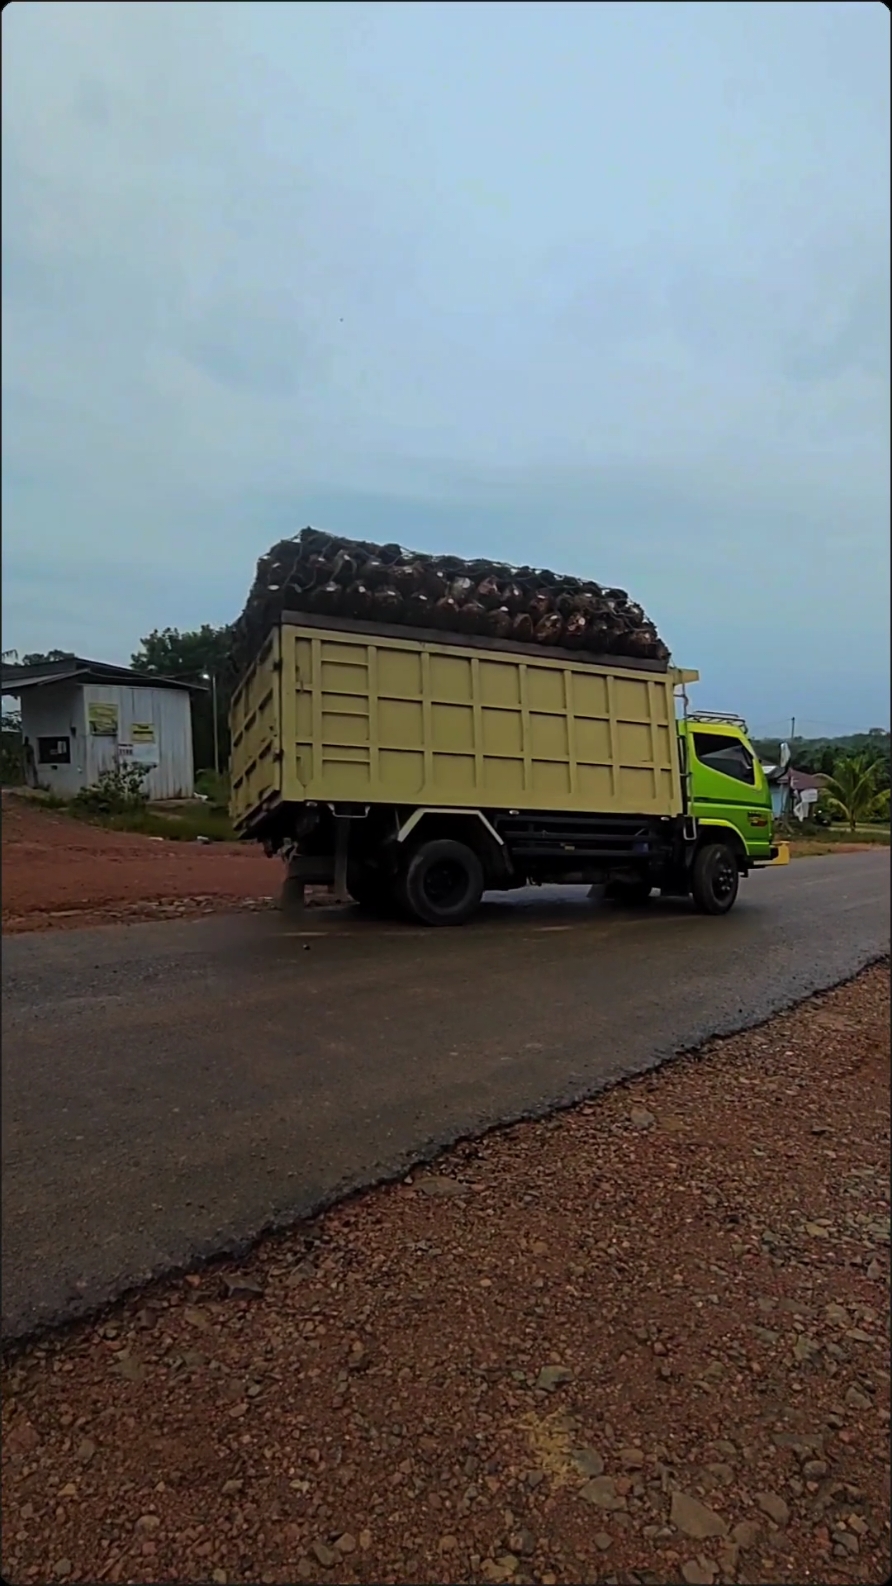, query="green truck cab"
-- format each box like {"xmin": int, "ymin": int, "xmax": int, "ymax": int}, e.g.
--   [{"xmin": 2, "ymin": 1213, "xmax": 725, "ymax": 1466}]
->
[
  {"xmin": 675, "ymin": 713, "xmax": 778, "ymax": 915},
  {"xmin": 681, "ymin": 714, "xmax": 775, "ymax": 860}
]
